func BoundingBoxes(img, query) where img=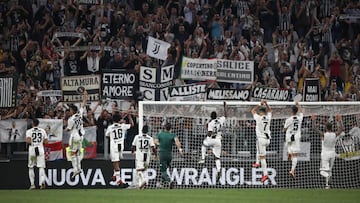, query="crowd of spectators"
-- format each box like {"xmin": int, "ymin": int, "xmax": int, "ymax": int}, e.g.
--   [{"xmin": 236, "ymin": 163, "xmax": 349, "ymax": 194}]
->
[{"xmin": 0, "ymin": 0, "xmax": 359, "ymax": 156}]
